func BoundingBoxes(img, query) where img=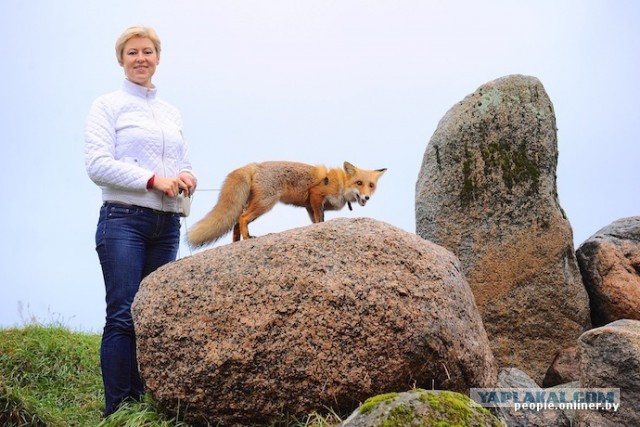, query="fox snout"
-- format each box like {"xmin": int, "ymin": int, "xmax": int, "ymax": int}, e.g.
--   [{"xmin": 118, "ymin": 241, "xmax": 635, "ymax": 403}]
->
[
  {"xmin": 347, "ymin": 188, "xmax": 375, "ymax": 207},
  {"xmin": 355, "ymin": 193, "xmax": 370, "ymax": 206}
]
